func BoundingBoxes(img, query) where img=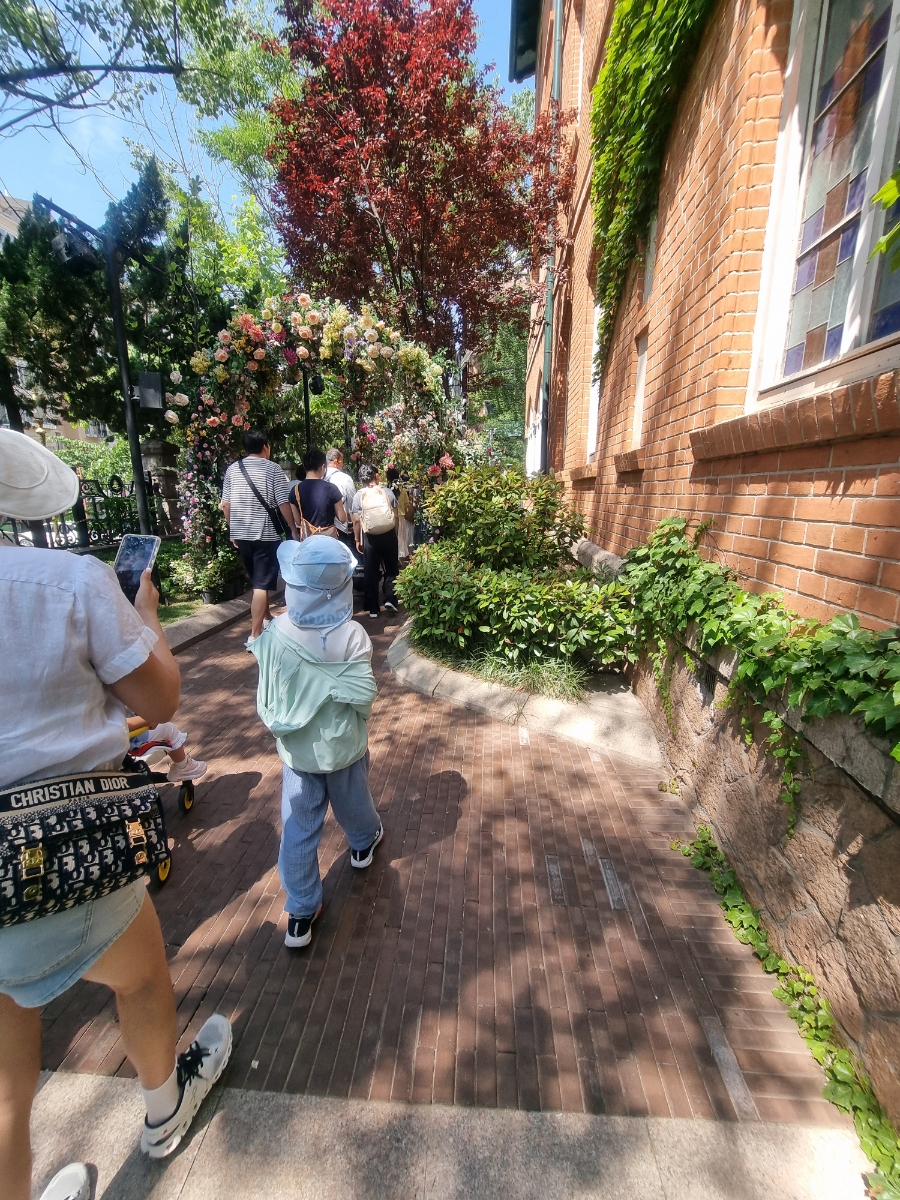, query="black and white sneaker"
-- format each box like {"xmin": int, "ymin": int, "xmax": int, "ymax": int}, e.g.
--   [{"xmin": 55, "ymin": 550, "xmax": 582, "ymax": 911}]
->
[
  {"xmin": 39, "ymin": 1164, "xmax": 90, "ymax": 1200},
  {"xmin": 285, "ymin": 905, "xmax": 323, "ymax": 948},
  {"xmin": 351, "ymin": 826, "xmax": 384, "ymax": 869},
  {"xmin": 140, "ymin": 1014, "xmax": 233, "ymax": 1159},
  {"xmin": 384, "ymin": 600, "xmax": 398, "ymax": 612},
  {"xmin": 367, "ymin": 610, "xmax": 379, "ymax": 619}
]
